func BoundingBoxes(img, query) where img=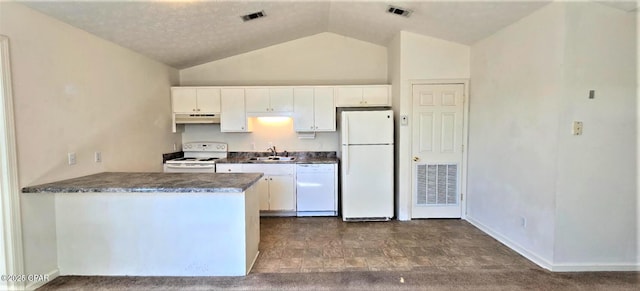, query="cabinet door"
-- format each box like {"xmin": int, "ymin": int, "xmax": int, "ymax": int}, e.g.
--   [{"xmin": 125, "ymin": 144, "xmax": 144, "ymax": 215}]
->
[
  {"xmin": 335, "ymin": 87, "xmax": 363, "ymax": 107},
  {"xmin": 245, "ymin": 88, "xmax": 270, "ymax": 113},
  {"xmin": 362, "ymin": 86, "xmax": 390, "ymax": 106},
  {"xmin": 268, "ymin": 175, "xmax": 295, "ymax": 211},
  {"xmin": 313, "ymin": 87, "xmax": 335, "ymax": 131},
  {"xmin": 256, "ymin": 177, "xmax": 270, "ymax": 211},
  {"xmin": 171, "ymin": 88, "xmax": 197, "ymax": 113},
  {"xmin": 293, "ymin": 88, "xmax": 315, "ymax": 131},
  {"xmin": 196, "ymin": 88, "xmax": 221, "ymax": 112},
  {"xmin": 269, "ymin": 88, "xmax": 293, "ymax": 113},
  {"xmin": 220, "ymin": 88, "xmax": 248, "ymax": 132}
]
